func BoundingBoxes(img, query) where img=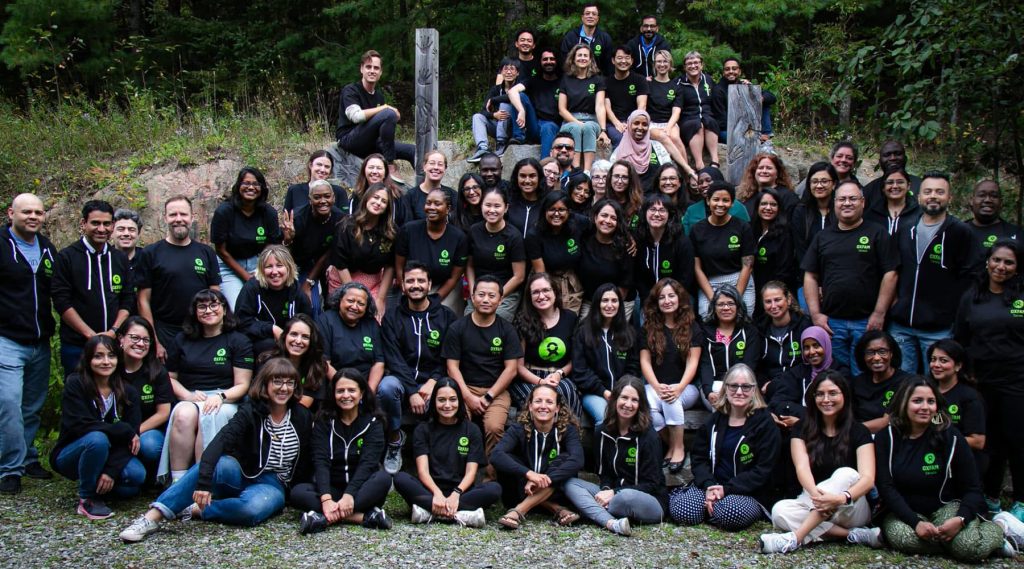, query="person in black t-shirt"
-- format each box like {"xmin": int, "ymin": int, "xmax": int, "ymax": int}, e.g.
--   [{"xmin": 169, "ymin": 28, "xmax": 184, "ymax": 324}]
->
[
  {"xmin": 761, "ymin": 371, "xmax": 879, "ymax": 554},
  {"xmin": 136, "ymin": 196, "xmax": 222, "ymax": 360},
  {"xmin": 394, "ymin": 188, "xmax": 468, "ymax": 311},
  {"xmin": 317, "ymin": 283, "xmax": 386, "ymax": 386},
  {"xmin": 926, "ymin": 339, "xmax": 986, "ymax": 475},
  {"xmin": 395, "ymin": 150, "xmax": 456, "ymax": 227},
  {"xmin": 234, "ymin": 245, "xmax": 314, "ymax": 356},
  {"xmin": 508, "ymin": 48, "xmax": 562, "ymax": 157},
  {"xmin": 577, "ymin": 199, "xmax": 636, "ymax": 318},
  {"xmin": 255, "ymin": 314, "xmax": 331, "ymax": 412},
  {"xmin": 211, "ymin": 167, "xmax": 283, "ymax": 309},
  {"xmin": 604, "ymin": 46, "xmax": 649, "ymax": 148},
  {"xmin": 525, "ymin": 191, "xmax": 587, "ymax": 312},
  {"xmin": 393, "ymin": 377, "xmax": 501, "ymax": 527},
  {"xmin": 282, "ymin": 150, "xmax": 349, "ymax": 215},
  {"xmin": 117, "ymin": 316, "xmax": 172, "ymax": 481},
  {"xmin": 111, "ymin": 208, "xmax": 143, "ymax": 278},
  {"xmin": 964, "ymin": 179, "xmax": 1020, "ymax": 261},
  {"xmin": 327, "ymin": 182, "xmax": 397, "ymax": 318},
  {"xmin": 442, "ymin": 276, "xmax": 524, "ymax": 458},
  {"xmin": 336, "ymin": 50, "xmax": 415, "ymax": 172},
  {"xmin": 690, "ymin": 182, "xmax": 756, "ymax": 316},
  {"xmin": 281, "ymin": 179, "xmax": 344, "ymax": 315},
  {"xmin": 850, "ymin": 330, "xmax": 908, "ymax": 434},
  {"xmin": 558, "ymin": 44, "xmax": 609, "ymax": 174},
  {"xmin": 465, "ymin": 187, "xmax": 527, "ymax": 321},
  {"xmin": 802, "ymin": 182, "xmax": 898, "ymax": 375},
  {"xmin": 507, "ymin": 157, "xmax": 549, "ymax": 237}
]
